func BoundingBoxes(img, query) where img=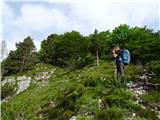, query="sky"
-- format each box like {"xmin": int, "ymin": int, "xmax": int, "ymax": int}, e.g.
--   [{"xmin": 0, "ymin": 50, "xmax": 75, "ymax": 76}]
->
[{"xmin": 1, "ymin": 0, "xmax": 160, "ymax": 51}]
